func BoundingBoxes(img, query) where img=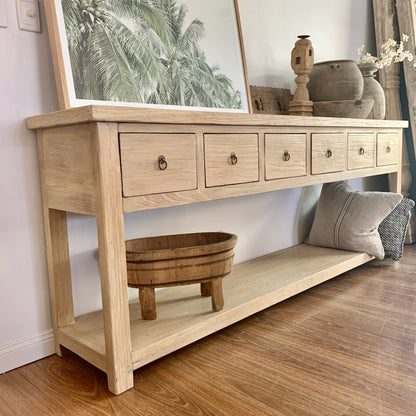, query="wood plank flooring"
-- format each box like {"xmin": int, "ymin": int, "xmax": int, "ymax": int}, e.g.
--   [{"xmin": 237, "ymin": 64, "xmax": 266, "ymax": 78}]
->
[{"xmin": 1, "ymin": 245, "xmax": 416, "ymax": 415}]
